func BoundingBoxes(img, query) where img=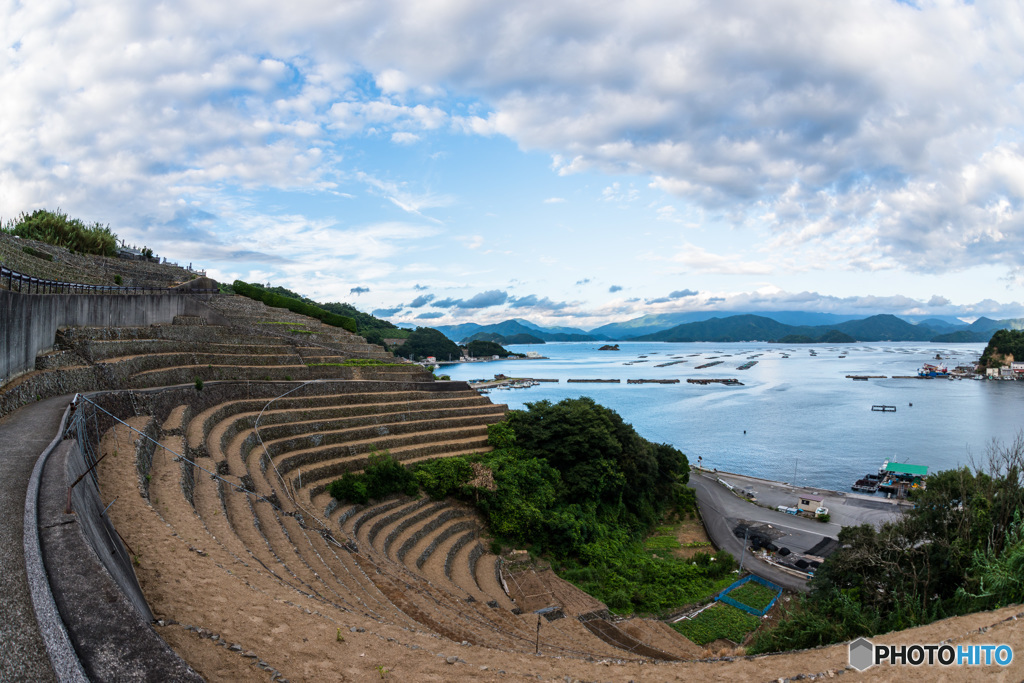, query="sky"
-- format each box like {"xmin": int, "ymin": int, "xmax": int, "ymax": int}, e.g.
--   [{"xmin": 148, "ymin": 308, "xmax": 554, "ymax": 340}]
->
[{"xmin": 3, "ymin": 1, "xmax": 1024, "ymax": 330}]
